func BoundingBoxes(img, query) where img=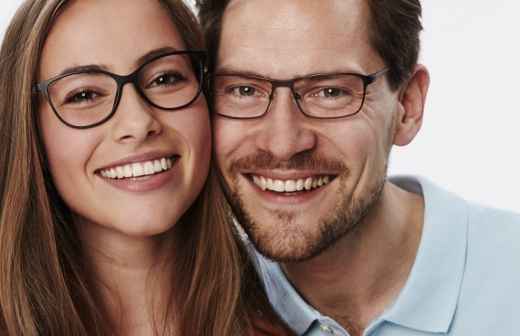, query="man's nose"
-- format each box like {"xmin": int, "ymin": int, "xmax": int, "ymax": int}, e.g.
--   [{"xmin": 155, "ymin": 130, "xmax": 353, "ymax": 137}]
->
[
  {"xmin": 110, "ymin": 85, "xmax": 162, "ymax": 144},
  {"xmin": 255, "ymin": 88, "xmax": 317, "ymax": 161}
]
